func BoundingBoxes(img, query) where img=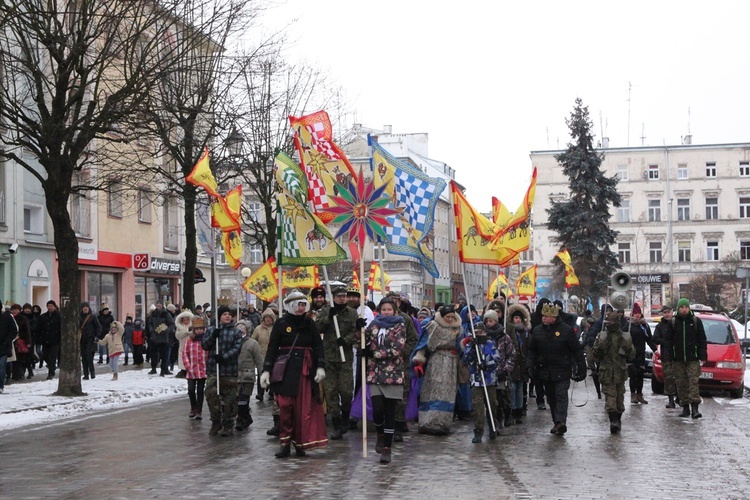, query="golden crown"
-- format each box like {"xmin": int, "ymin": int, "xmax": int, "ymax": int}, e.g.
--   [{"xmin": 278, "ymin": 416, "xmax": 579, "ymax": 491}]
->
[{"xmin": 541, "ymin": 303, "xmax": 559, "ymax": 317}]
